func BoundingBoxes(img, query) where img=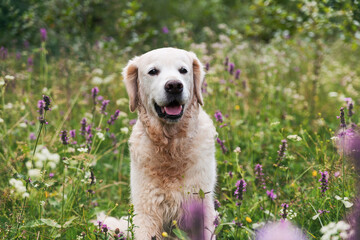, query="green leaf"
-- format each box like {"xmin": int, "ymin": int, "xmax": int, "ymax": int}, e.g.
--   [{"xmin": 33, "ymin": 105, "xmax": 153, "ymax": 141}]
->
[
  {"xmin": 198, "ymin": 189, "xmax": 205, "ymax": 199},
  {"xmin": 63, "ymin": 216, "xmax": 77, "ymax": 228},
  {"xmin": 40, "ymin": 218, "xmax": 61, "ymax": 228},
  {"xmin": 173, "ymin": 228, "xmax": 189, "ymax": 240},
  {"xmin": 215, "ymin": 224, "xmax": 224, "ymax": 235}
]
